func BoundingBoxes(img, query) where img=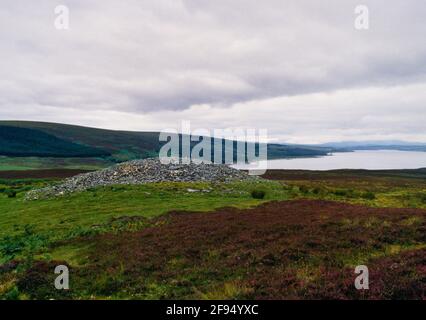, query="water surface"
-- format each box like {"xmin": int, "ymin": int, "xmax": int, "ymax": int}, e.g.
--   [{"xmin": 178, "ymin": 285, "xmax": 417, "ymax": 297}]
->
[{"xmin": 234, "ymin": 150, "xmax": 426, "ymax": 170}]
